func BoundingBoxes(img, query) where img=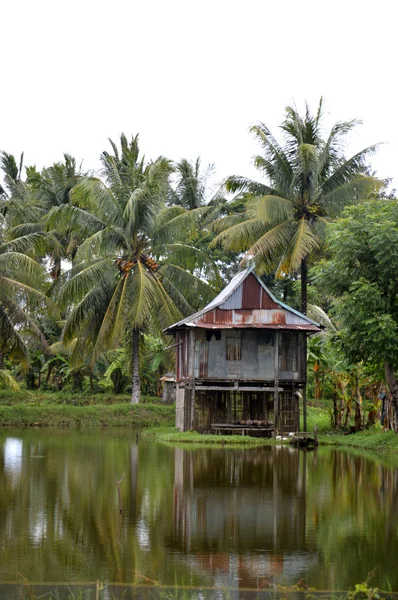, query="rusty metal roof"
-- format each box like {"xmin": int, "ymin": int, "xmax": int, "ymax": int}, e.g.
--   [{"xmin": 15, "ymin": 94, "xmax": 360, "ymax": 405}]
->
[{"xmin": 165, "ymin": 266, "xmax": 320, "ymax": 333}]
